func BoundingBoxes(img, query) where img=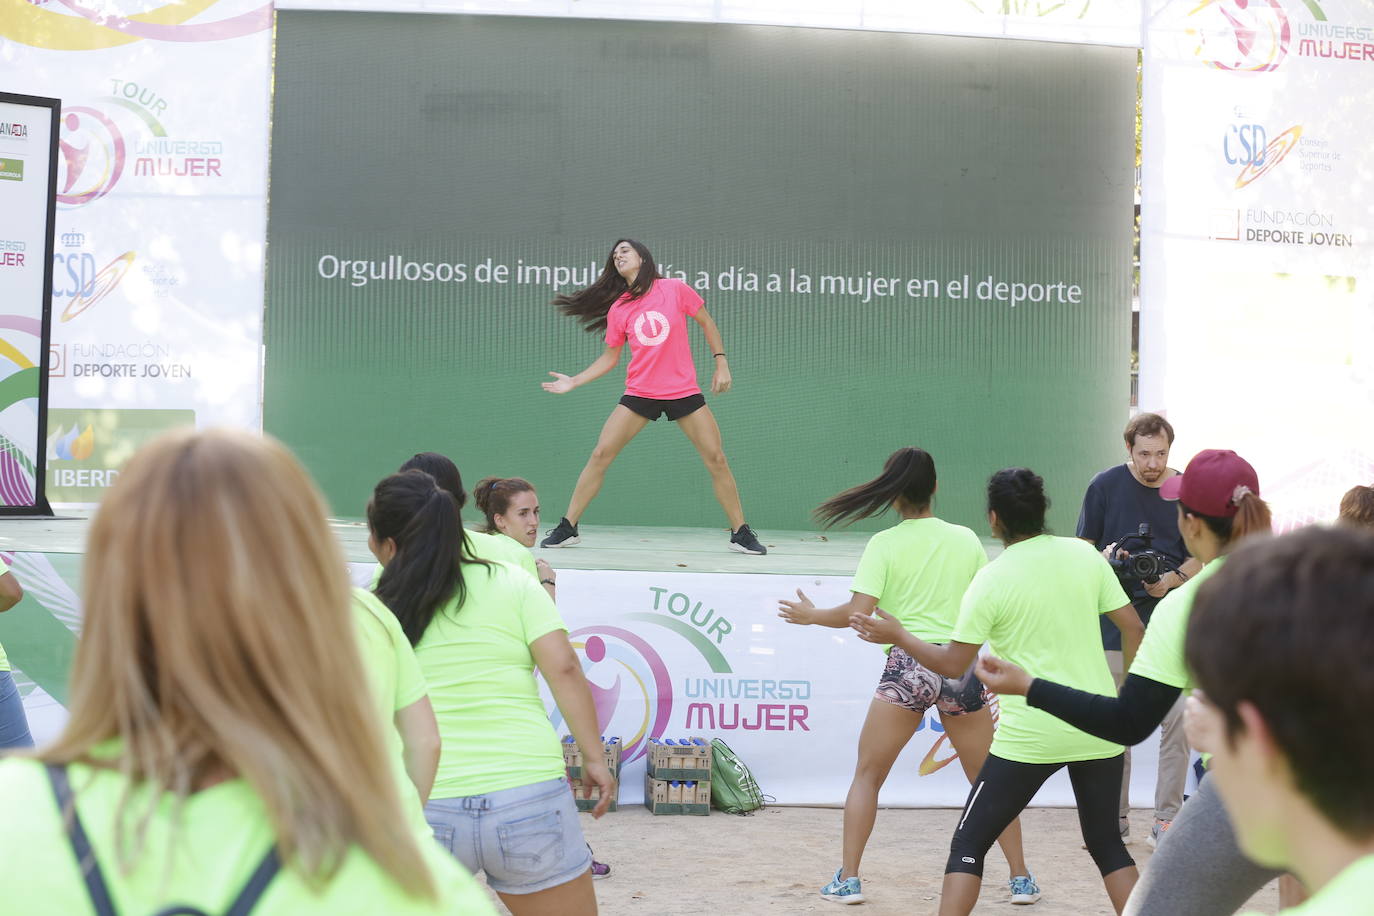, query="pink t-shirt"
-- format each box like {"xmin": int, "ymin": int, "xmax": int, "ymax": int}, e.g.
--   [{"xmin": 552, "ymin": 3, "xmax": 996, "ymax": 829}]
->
[{"xmin": 604, "ymin": 278, "xmax": 705, "ymax": 399}]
